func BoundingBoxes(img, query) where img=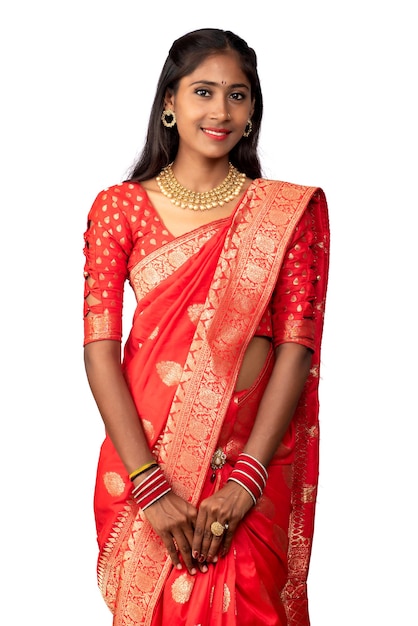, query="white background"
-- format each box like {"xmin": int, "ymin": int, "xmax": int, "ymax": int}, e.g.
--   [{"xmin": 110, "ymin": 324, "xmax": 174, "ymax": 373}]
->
[{"xmin": 1, "ymin": 1, "xmax": 416, "ymax": 624}]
